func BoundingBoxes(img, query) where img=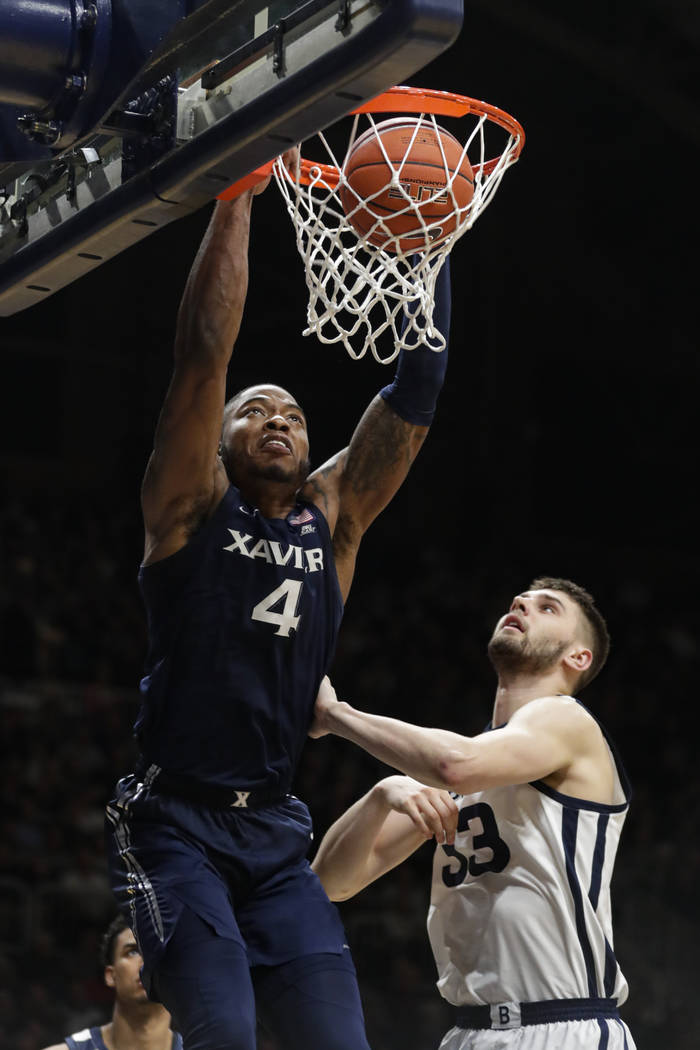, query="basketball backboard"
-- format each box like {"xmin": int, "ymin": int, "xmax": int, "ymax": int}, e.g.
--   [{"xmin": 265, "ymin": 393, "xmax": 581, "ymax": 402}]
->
[{"xmin": 0, "ymin": 0, "xmax": 463, "ymax": 317}]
